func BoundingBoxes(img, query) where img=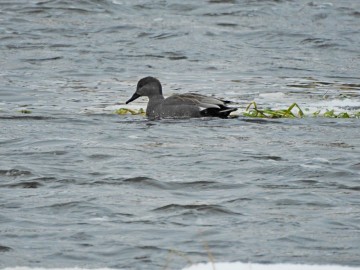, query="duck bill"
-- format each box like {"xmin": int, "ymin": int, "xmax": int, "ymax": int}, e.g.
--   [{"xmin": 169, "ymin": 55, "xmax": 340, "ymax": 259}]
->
[{"xmin": 126, "ymin": 93, "xmax": 141, "ymax": 104}]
